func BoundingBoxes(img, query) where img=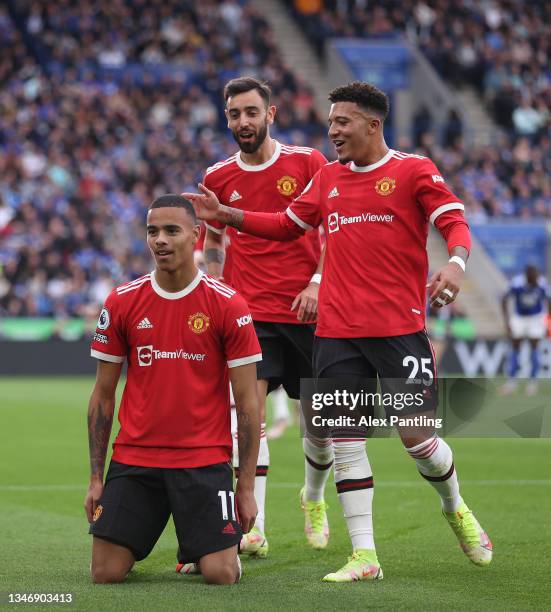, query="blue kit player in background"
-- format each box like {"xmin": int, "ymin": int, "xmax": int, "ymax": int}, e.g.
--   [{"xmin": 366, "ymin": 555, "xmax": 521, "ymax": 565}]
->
[{"xmin": 500, "ymin": 265, "xmax": 551, "ymax": 396}]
